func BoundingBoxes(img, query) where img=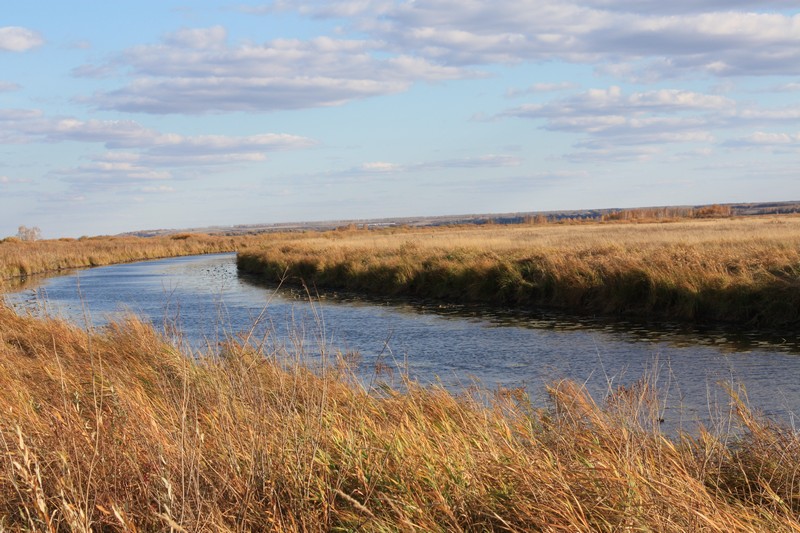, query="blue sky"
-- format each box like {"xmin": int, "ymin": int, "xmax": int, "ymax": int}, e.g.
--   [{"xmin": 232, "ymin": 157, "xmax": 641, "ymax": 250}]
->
[{"xmin": 2, "ymin": 1, "xmax": 799, "ymax": 237}]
